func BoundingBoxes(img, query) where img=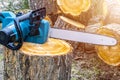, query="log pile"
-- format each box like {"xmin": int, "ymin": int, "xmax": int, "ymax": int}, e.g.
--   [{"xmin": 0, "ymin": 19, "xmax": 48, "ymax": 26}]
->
[
  {"xmin": 54, "ymin": 0, "xmax": 106, "ymax": 55},
  {"xmin": 4, "ymin": 2, "xmax": 120, "ymax": 80},
  {"xmin": 57, "ymin": 0, "xmax": 106, "ymax": 26},
  {"xmin": 55, "ymin": 0, "xmax": 120, "ymax": 66},
  {"xmin": 29, "ymin": 0, "xmax": 120, "ymax": 66}
]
